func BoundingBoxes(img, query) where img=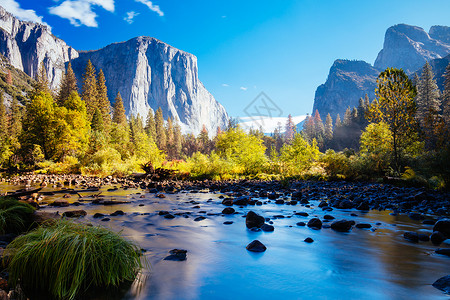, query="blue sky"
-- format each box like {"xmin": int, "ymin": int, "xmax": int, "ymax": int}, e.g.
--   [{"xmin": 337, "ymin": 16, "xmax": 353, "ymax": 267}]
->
[{"xmin": 4, "ymin": 0, "xmax": 450, "ymax": 118}]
